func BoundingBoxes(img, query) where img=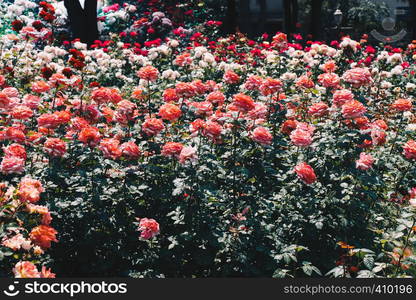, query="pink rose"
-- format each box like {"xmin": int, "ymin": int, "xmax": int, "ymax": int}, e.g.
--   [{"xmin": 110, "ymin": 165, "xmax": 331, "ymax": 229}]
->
[
  {"xmin": 13, "ymin": 261, "xmax": 40, "ymax": 278},
  {"xmin": 142, "ymin": 118, "xmax": 165, "ymax": 136},
  {"xmin": 308, "ymin": 102, "xmax": 329, "ymax": 117},
  {"xmin": 0, "ymin": 155, "xmax": 25, "ymax": 174},
  {"xmin": 40, "ymin": 266, "xmax": 56, "ymax": 278},
  {"xmin": 0, "ymin": 92, "xmax": 10, "ymax": 109},
  {"xmin": 342, "ymin": 67, "xmax": 372, "ymax": 87},
  {"xmin": 403, "ymin": 140, "xmax": 416, "ymax": 160},
  {"xmin": 251, "ymin": 126, "xmax": 273, "ymax": 145},
  {"xmin": 206, "ymin": 91, "xmax": 225, "ymax": 106},
  {"xmin": 244, "ymin": 75, "xmax": 264, "ymax": 91},
  {"xmin": 4, "ymin": 144, "xmax": 26, "ymax": 160},
  {"xmin": 332, "ymin": 89, "xmax": 354, "ymax": 107},
  {"xmin": 161, "ymin": 142, "xmax": 184, "ymax": 158},
  {"xmin": 22, "ymin": 94, "xmax": 41, "ymax": 109},
  {"xmin": 318, "ymin": 72, "xmax": 340, "ymax": 88},
  {"xmin": 179, "ymin": 146, "xmax": 198, "ymax": 164},
  {"xmin": 136, "ymin": 218, "xmax": 160, "ymax": 240},
  {"xmin": 355, "ymin": 152, "xmax": 374, "ymax": 170},
  {"xmin": 341, "ymin": 100, "xmax": 366, "ymax": 119},
  {"xmin": 2, "ymin": 234, "xmax": 31, "ymax": 251},
  {"xmin": 44, "ymin": 138, "xmax": 67, "ymax": 158},
  {"xmin": 248, "ymin": 102, "xmax": 268, "ymax": 120},
  {"xmin": 294, "ymin": 162, "xmax": 317, "ymax": 184},
  {"xmin": 202, "ymin": 120, "xmax": 223, "ymax": 141},
  {"xmin": 99, "ymin": 138, "xmax": 122, "ymax": 160},
  {"xmin": 290, "ymin": 128, "xmax": 313, "ymax": 147},
  {"xmin": 117, "ymin": 100, "xmax": 137, "ymax": 115},
  {"xmin": 120, "ymin": 141, "xmax": 141, "ymax": 160}
]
